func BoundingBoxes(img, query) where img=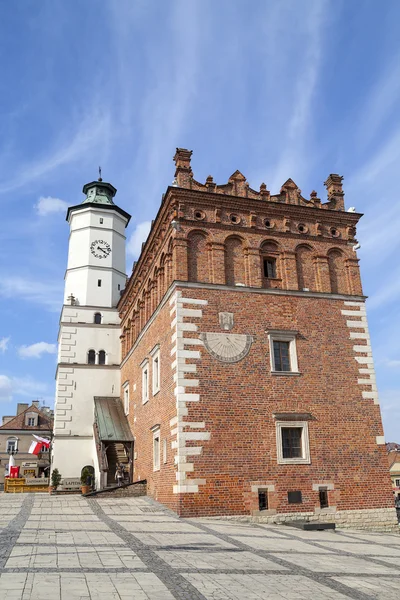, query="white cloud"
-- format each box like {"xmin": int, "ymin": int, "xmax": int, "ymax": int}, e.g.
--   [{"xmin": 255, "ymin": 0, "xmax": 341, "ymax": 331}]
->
[
  {"xmin": 0, "ymin": 276, "xmax": 62, "ymax": 312},
  {"xmin": 35, "ymin": 196, "xmax": 68, "ymax": 216},
  {"xmin": 0, "ymin": 374, "xmax": 50, "ymax": 403},
  {"xmin": 382, "ymin": 359, "xmax": 400, "ymax": 369},
  {"xmin": 0, "ymin": 107, "xmax": 111, "ymax": 196},
  {"xmin": 367, "ymin": 268, "xmax": 400, "ymax": 311},
  {"xmin": 18, "ymin": 342, "xmax": 57, "ymax": 359},
  {"xmin": 0, "ymin": 375, "xmax": 12, "ymax": 402},
  {"xmin": 269, "ymin": 1, "xmax": 327, "ymax": 190},
  {"xmin": 0, "ymin": 337, "xmax": 10, "ymax": 353},
  {"xmin": 127, "ymin": 221, "xmax": 152, "ymax": 258}
]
